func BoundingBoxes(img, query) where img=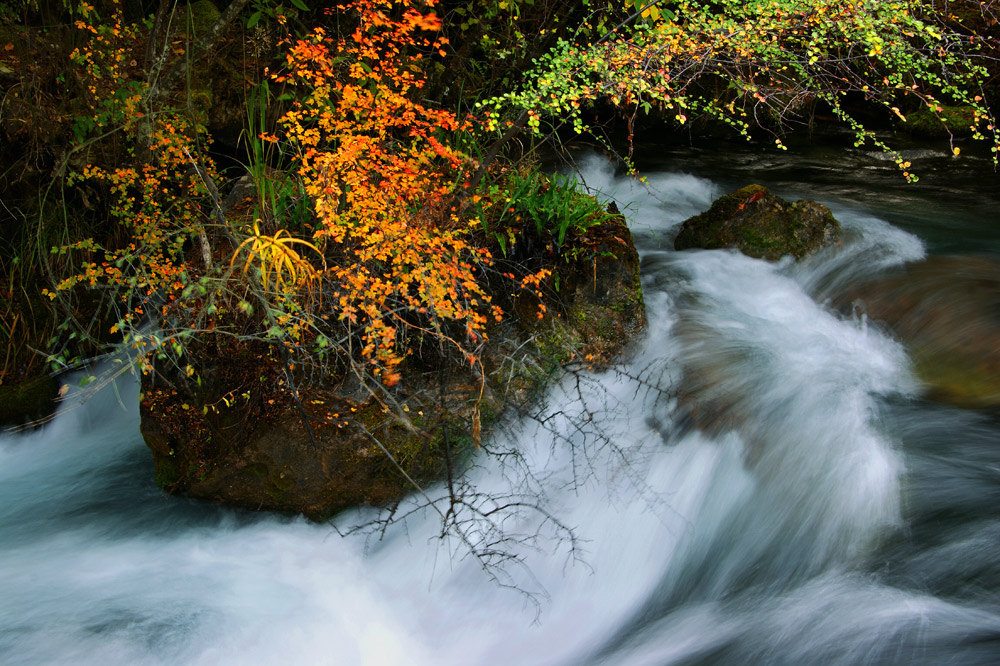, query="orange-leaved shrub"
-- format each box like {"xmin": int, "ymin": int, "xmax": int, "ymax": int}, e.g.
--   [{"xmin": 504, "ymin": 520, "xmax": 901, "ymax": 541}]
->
[{"xmin": 267, "ymin": 0, "xmax": 531, "ymax": 385}]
